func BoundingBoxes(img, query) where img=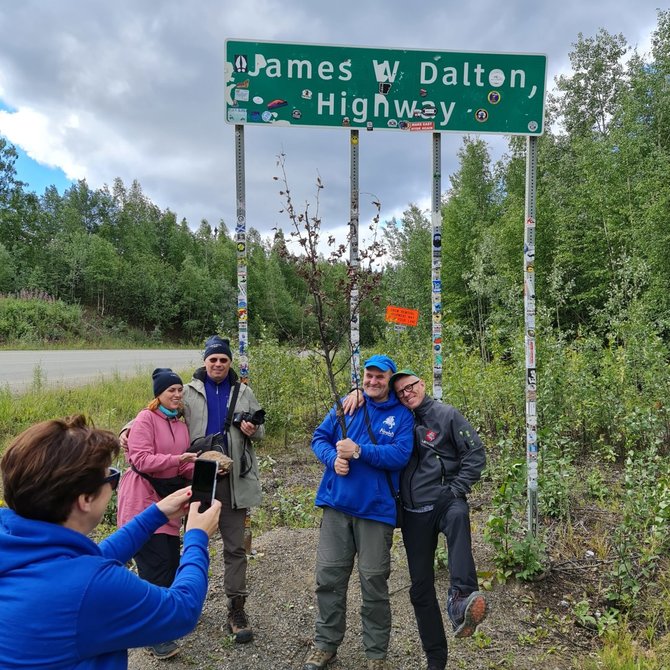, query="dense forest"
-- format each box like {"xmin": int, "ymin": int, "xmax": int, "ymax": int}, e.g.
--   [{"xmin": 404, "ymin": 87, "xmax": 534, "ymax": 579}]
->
[
  {"xmin": 2, "ymin": 13, "xmax": 670, "ymax": 666},
  {"xmin": 1, "ymin": 13, "xmax": 669, "ymax": 352}
]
